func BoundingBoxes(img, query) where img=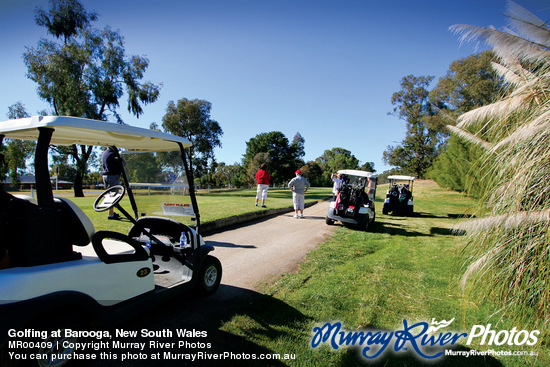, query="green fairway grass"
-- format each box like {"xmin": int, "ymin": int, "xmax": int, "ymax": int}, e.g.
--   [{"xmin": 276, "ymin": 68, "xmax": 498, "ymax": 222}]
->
[
  {"xmin": 45, "ymin": 187, "xmax": 331, "ymax": 233},
  {"xmin": 216, "ymin": 180, "xmax": 548, "ymax": 366},
  {"xmin": 18, "ymin": 182, "xmax": 547, "ymax": 365}
]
